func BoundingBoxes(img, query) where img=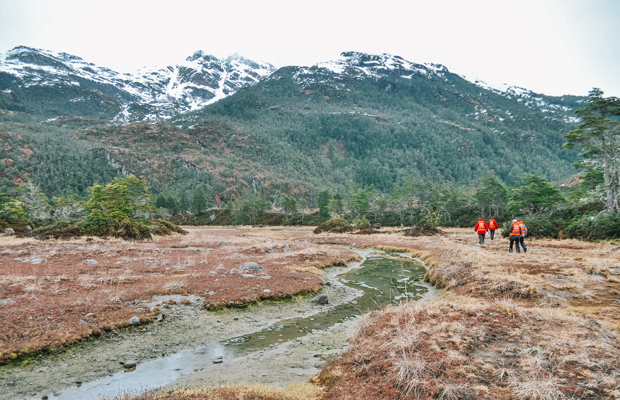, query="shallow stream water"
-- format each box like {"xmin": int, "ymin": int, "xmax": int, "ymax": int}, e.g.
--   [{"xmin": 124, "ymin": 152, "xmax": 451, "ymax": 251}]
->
[{"xmin": 49, "ymin": 251, "xmax": 432, "ymax": 400}]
